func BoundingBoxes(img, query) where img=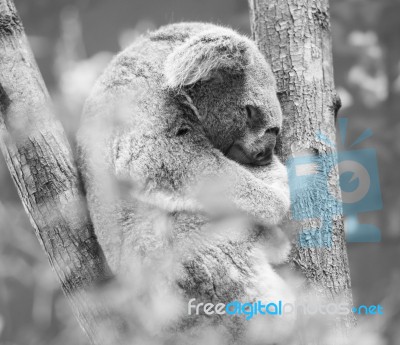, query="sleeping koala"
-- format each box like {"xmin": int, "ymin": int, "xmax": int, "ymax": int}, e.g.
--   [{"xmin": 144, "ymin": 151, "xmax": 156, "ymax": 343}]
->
[{"xmin": 78, "ymin": 22, "xmax": 294, "ymax": 344}]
